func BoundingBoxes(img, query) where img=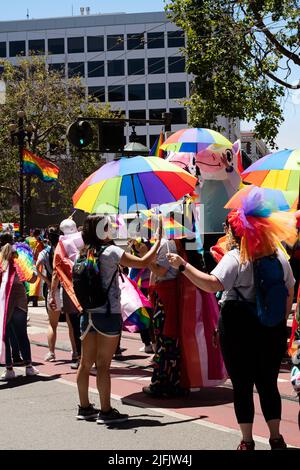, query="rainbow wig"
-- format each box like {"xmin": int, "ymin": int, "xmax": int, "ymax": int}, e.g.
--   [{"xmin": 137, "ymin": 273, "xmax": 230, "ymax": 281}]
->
[{"xmin": 227, "ymin": 187, "xmax": 297, "ymax": 263}]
